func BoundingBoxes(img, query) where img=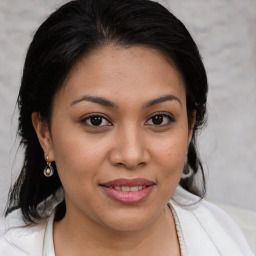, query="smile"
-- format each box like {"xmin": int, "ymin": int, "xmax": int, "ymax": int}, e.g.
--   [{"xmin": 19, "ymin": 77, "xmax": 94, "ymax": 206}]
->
[
  {"xmin": 100, "ymin": 178, "xmax": 155, "ymax": 204},
  {"xmin": 111, "ymin": 185, "xmax": 146, "ymax": 192}
]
